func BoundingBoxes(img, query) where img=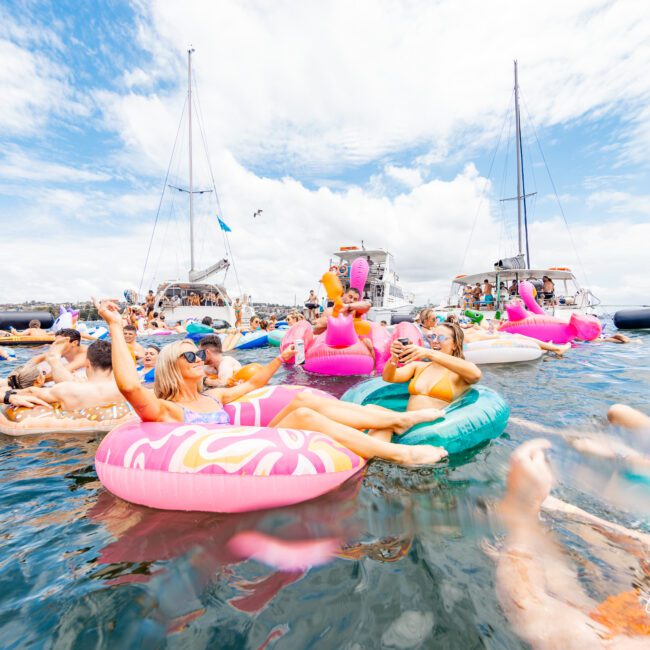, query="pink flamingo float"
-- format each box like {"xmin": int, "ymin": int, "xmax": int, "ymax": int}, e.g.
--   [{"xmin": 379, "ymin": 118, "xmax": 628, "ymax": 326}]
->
[{"xmin": 498, "ymin": 281, "xmax": 601, "ymax": 344}]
